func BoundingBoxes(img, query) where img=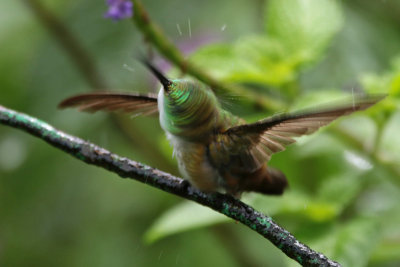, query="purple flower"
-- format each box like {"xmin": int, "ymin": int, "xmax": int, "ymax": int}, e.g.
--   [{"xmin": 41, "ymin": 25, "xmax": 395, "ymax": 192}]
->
[{"xmin": 104, "ymin": 0, "xmax": 133, "ymax": 21}]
